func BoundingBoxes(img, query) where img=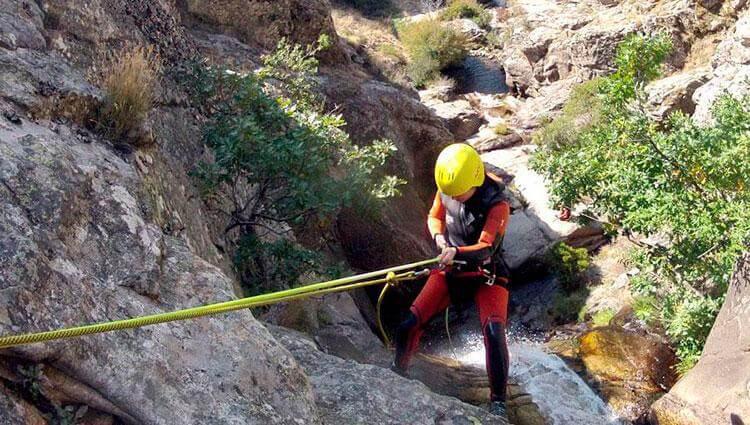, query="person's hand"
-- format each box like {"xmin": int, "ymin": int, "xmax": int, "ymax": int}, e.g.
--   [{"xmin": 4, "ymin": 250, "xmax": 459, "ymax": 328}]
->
[
  {"xmin": 434, "ymin": 234, "xmax": 448, "ymax": 251},
  {"xmin": 438, "ymin": 246, "xmax": 457, "ymax": 265}
]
